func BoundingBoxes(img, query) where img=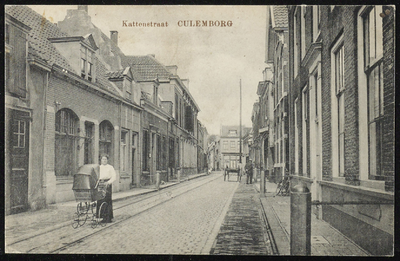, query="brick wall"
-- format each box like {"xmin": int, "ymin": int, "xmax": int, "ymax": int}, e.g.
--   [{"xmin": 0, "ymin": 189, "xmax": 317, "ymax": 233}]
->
[
  {"xmin": 320, "ymin": 6, "xmax": 332, "ymax": 180},
  {"xmin": 382, "ymin": 6, "xmax": 395, "ymax": 192},
  {"xmin": 342, "ymin": 7, "xmax": 359, "ymax": 185},
  {"xmin": 50, "ymin": 75, "xmax": 119, "ymax": 125}
]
